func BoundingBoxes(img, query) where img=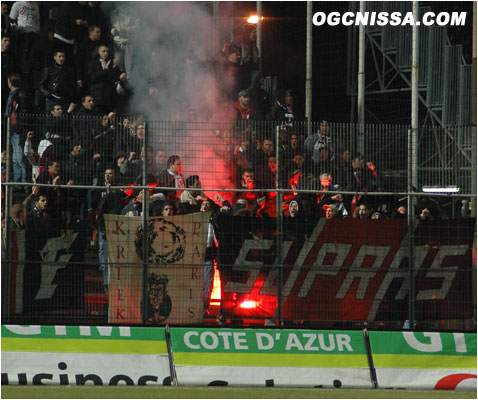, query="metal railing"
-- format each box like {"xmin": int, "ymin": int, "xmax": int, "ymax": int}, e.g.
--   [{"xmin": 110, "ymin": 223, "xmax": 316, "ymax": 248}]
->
[{"xmin": 1, "ymin": 115, "xmax": 476, "ymax": 331}]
